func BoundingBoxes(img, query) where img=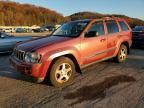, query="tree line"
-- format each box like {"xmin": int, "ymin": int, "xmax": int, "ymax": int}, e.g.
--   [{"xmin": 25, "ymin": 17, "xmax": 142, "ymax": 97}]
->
[{"xmin": 0, "ymin": 1, "xmax": 66, "ymax": 26}]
